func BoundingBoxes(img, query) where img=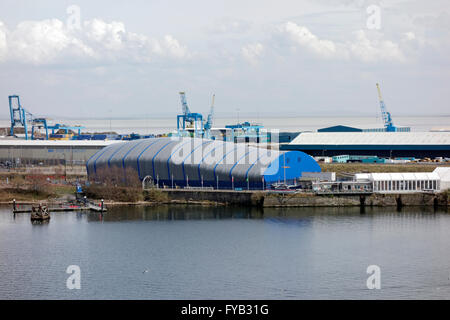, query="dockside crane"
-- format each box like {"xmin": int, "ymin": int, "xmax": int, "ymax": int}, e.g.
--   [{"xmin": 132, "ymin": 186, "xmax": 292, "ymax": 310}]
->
[
  {"xmin": 8, "ymin": 95, "xmax": 47, "ymax": 140},
  {"xmin": 177, "ymin": 92, "xmax": 204, "ymax": 137},
  {"xmin": 8, "ymin": 95, "xmax": 84, "ymax": 140},
  {"xmin": 204, "ymin": 94, "xmax": 215, "ymax": 138},
  {"xmin": 9, "ymin": 95, "xmax": 29, "ymax": 137},
  {"xmin": 376, "ymin": 83, "xmax": 397, "ymax": 132},
  {"xmin": 179, "ymin": 92, "xmax": 191, "ymax": 120}
]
